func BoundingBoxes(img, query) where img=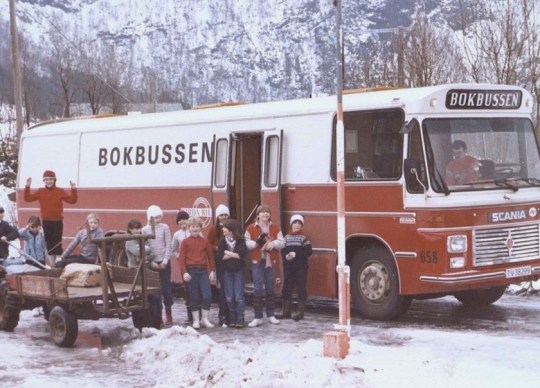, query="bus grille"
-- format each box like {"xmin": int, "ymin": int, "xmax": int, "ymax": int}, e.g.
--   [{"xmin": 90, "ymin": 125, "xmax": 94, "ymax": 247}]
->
[{"xmin": 473, "ymin": 223, "xmax": 540, "ymax": 266}]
